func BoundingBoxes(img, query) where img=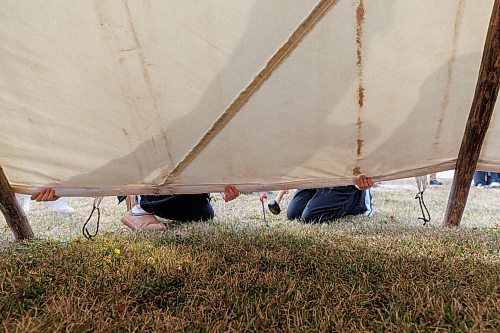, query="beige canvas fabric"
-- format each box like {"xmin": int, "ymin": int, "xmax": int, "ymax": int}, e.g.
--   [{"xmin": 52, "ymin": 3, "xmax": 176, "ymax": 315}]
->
[{"xmin": 0, "ymin": 0, "xmax": 497, "ymax": 196}]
